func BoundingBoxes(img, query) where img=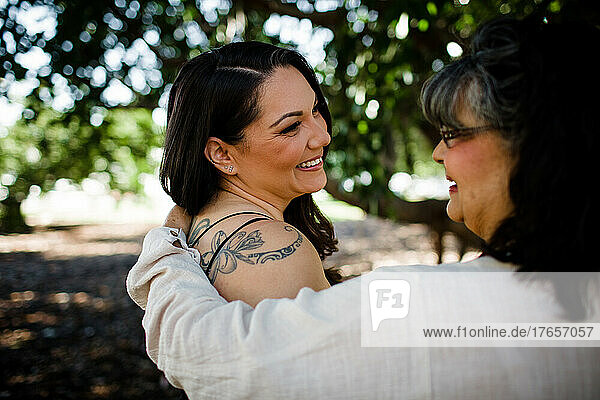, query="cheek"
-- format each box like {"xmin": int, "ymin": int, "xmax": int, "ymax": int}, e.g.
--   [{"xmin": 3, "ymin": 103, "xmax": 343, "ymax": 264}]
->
[
  {"xmin": 474, "ymin": 146, "xmax": 514, "ymax": 197},
  {"xmin": 457, "ymin": 156, "xmax": 506, "ymax": 207},
  {"xmin": 255, "ymin": 140, "xmax": 304, "ymax": 171},
  {"xmin": 448, "ymin": 140, "xmax": 505, "ymax": 189},
  {"xmin": 448, "ymin": 141, "xmax": 515, "ymax": 231},
  {"xmin": 282, "ymin": 139, "xmax": 309, "ymax": 166},
  {"xmin": 446, "ymin": 150, "xmax": 480, "ymax": 188}
]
